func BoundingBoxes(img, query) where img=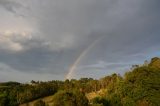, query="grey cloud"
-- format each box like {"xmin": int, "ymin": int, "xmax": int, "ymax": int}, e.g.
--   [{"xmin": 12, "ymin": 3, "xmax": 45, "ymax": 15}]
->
[
  {"xmin": 38, "ymin": 0, "xmax": 160, "ymax": 51},
  {"xmin": 0, "ymin": 0, "xmax": 22, "ymax": 14},
  {"xmin": 78, "ymin": 61, "xmax": 136, "ymax": 71},
  {"xmin": 22, "ymin": 0, "xmax": 118, "ymax": 49},
  {"xmin": 0, "ymin": 33, "xmax": 81, "ymax": 74},
  {"xmin": 0, "ymin": 0, "xmax": 160, "ymax": 81}
]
